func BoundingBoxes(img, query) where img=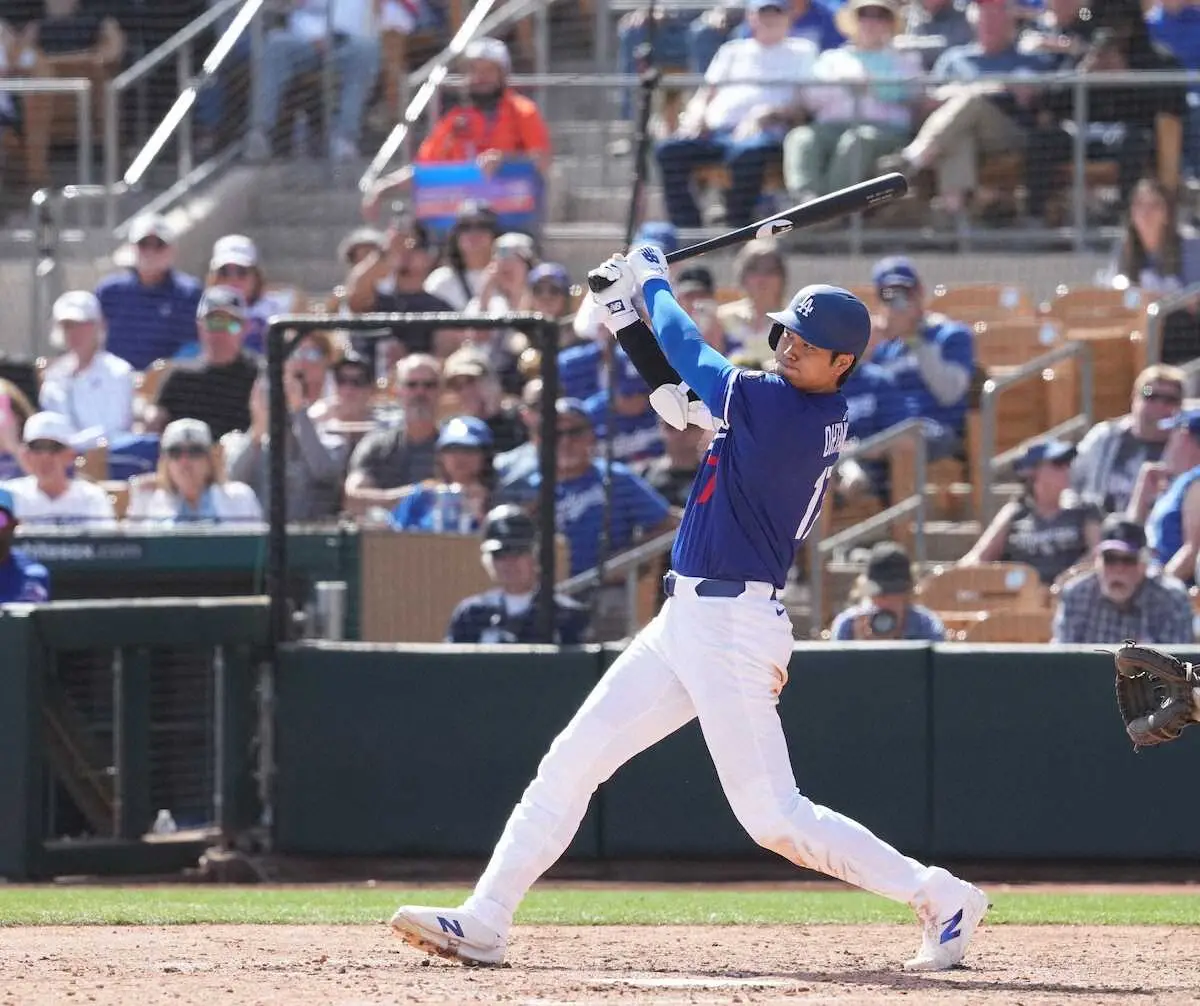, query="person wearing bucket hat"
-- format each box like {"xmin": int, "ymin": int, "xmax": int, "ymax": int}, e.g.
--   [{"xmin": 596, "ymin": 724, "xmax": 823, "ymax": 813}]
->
[
  {"xmin": 960, "ymin": 437, "xmax": 1102, "ymax": 585},
  {"xmin": 6, "ymin": 412, "xmax": 115, "ymax": 526},
  {"xmin": 0, "ymin": 486, "xmax": 50, "ymax": 603},
  {"xmin": 783, "ymin": 0, "xmax": 922, "ymax": 200},
  {"xmin": 1139, "ymin": 408, "xmax": 1200, "ymax": 583},
  {"xmin": 830, "ymin": 541, "xmax": 946, "ymax": 641},
  {"xmin": 389, "ymin": 415, "xmax": 495, "ymax": 533}
]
